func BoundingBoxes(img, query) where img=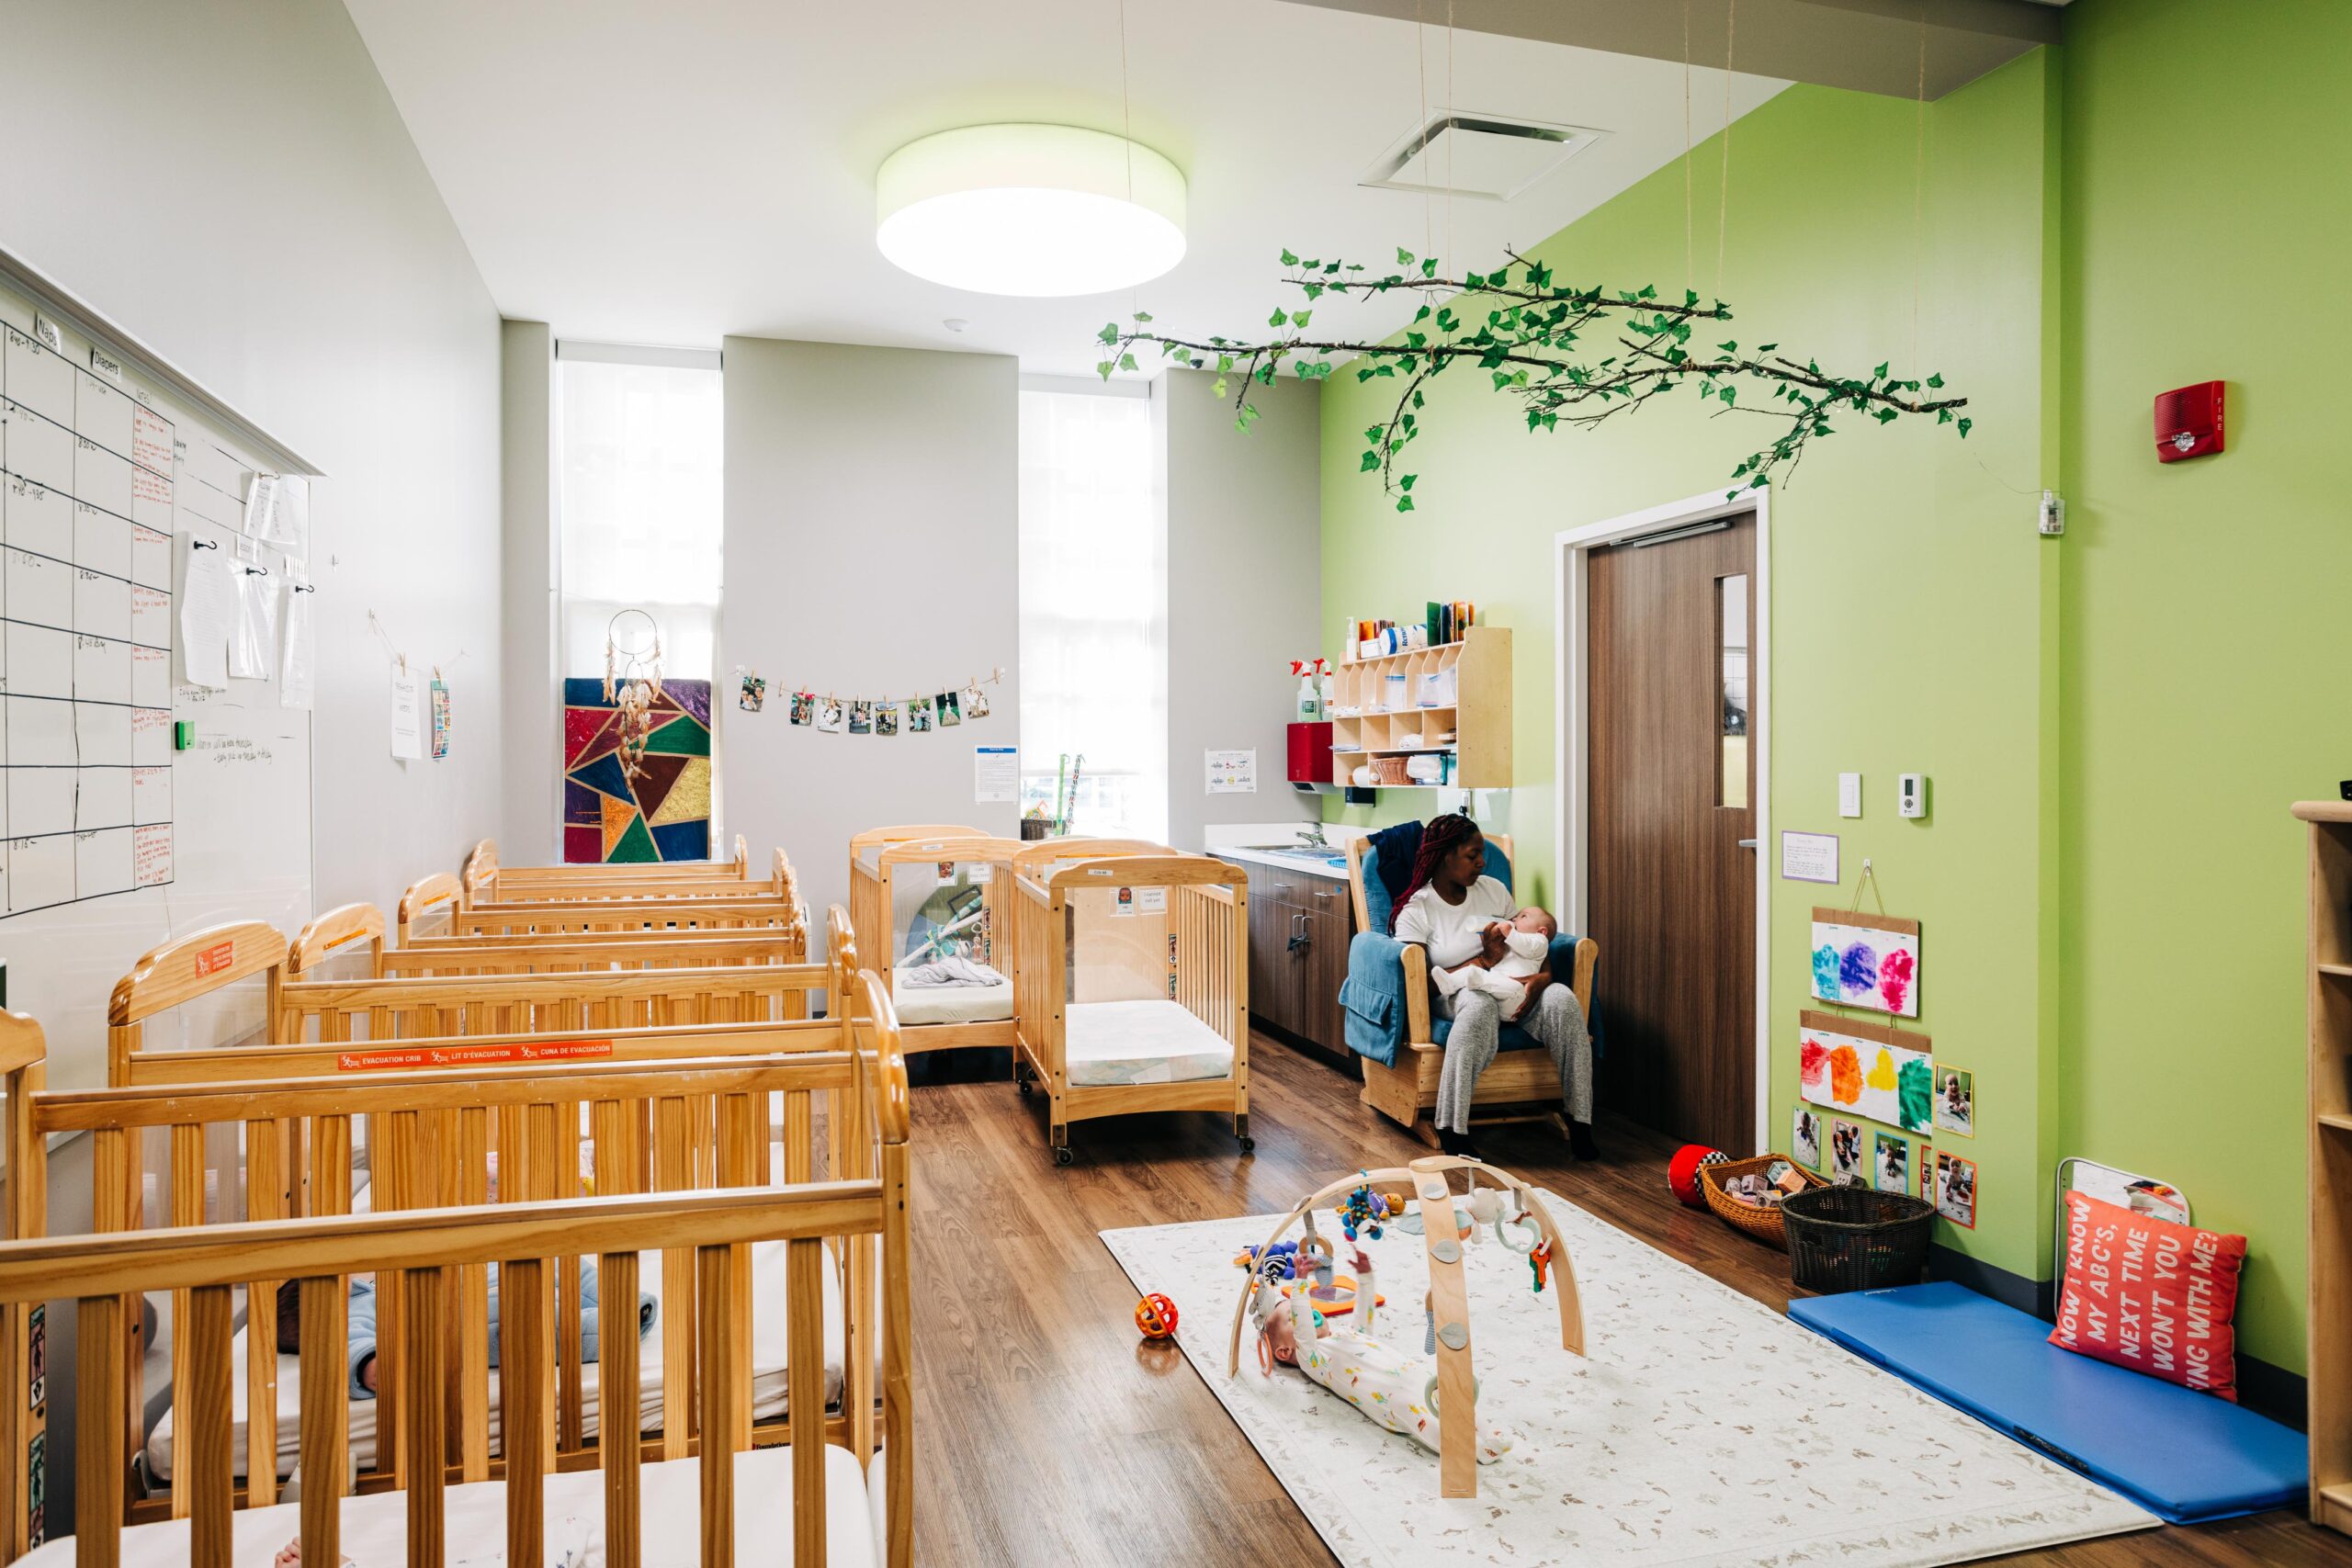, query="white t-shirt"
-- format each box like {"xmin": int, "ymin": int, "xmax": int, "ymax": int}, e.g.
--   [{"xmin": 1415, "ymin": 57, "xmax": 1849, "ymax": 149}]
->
[{"xmin": 1393, "ymin": 875, "xmax": 1517, "ymax": 1010}]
